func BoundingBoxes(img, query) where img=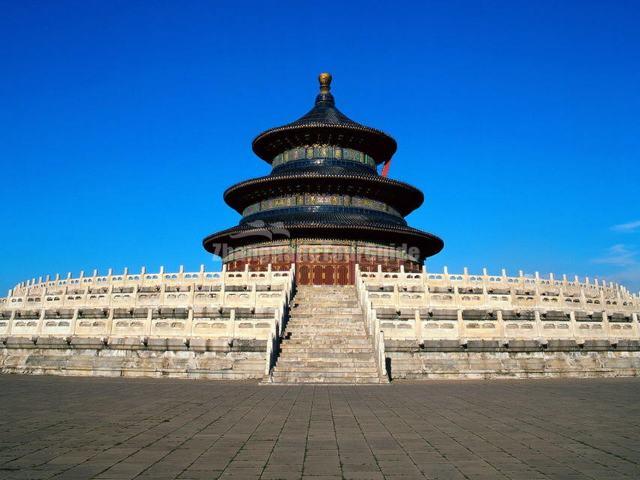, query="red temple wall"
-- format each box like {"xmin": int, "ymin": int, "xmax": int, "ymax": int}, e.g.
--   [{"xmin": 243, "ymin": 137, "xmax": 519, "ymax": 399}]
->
[{"xmin": 224, "ymin": 241, "xmax": 422, "ymax": 285}]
